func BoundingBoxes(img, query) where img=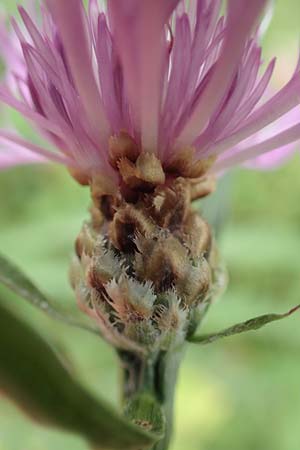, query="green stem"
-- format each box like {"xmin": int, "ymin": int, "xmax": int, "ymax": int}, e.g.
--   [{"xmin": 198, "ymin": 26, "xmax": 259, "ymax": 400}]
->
[
  {"xmin": 153, "ymin": 347, "xmax": 185, "ymax": 450},
  {"xmin": 119, "ymin": 346, "xmax": 186, "ymax": 450}
]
